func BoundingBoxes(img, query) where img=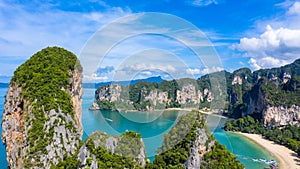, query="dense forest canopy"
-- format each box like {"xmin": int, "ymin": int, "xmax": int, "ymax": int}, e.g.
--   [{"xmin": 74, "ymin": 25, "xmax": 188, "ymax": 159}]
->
[
  {"xmin": 93, "ymin": 59, "xmax": 300, "ymax": 118},
  {"xmin": 224, "ymin": 115, "xmax": 300, "ymax": 156}
]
